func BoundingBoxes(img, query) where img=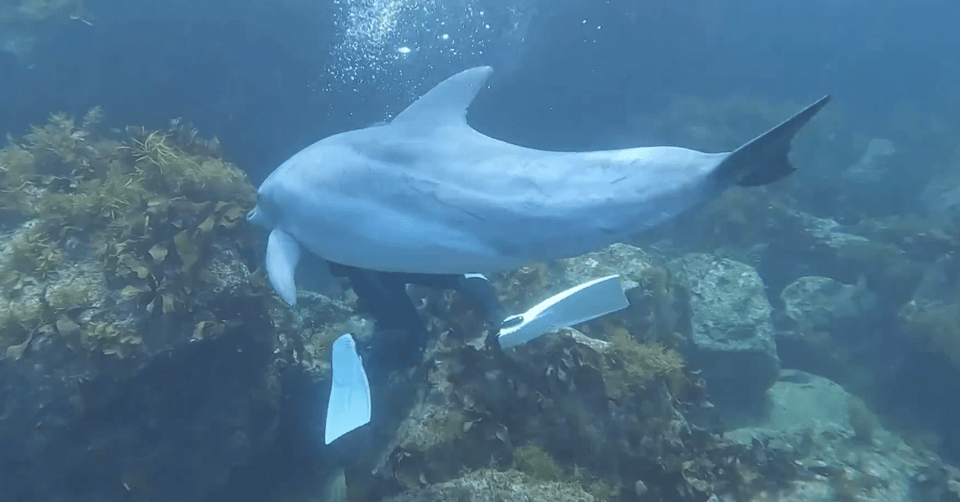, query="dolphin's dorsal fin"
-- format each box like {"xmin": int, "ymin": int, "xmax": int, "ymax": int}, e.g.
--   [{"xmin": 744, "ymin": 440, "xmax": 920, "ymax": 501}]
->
[{"xmin": 390, "ymin": 66, "xmax": 493, "ymax": 129}]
